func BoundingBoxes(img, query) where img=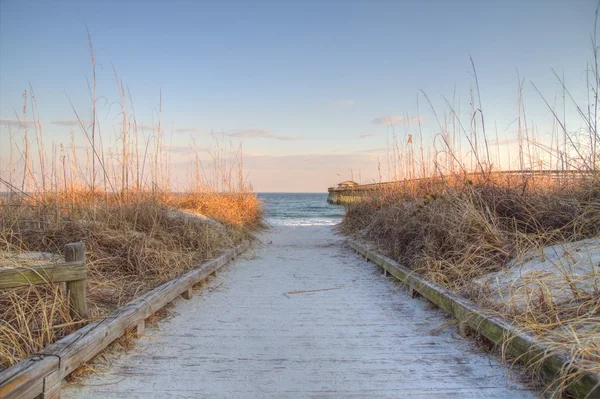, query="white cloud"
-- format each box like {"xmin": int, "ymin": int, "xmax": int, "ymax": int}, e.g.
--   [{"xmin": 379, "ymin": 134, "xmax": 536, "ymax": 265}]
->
[
  {"xmin": 51, "ymin": 120, "xmax": 86, "ymax": 127},
  {"xmin": 371, "ymin": 115, "xmax": 405, "ymax": 126}
]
